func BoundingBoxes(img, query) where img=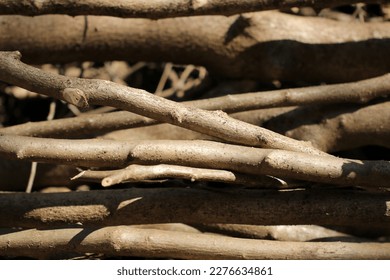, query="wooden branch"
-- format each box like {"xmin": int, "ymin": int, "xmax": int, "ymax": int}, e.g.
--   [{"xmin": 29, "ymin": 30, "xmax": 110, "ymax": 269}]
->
[
  {"xmin": 0, "ymin": 0, "xmax": 388, "ymax": 18},
  {"xmin": 1, "ymin": 13, "xmax": 390, "ymax": 82},
  {"xmin": 1, "ymin": 226, "xmax": 389, "ymax": 259},
  {"xmin": 2, "ymin": 72, "xmax": 389, "ymax": 138},
  {"xmin": 103, "ymin": 102, "xmax": 390, "ymax": 152},
  {"xmin": 194, "ymin": 224, "xmax": 358, "ymax": 242},
  {"xmin": 0, "ymin": 111, "xmax": 156, "ymax": 138},
  {"xmin": 72, "ymin": 164, "xmax": 280, "ymax": 187},
  {"xmin": 3, "ymin": 101, "xmax": 389, "ymax": 154},
  {"xmin": 1, "ymin": 135, "xmax": 390, "ymax": 187},
  {"xmin": 0, "ymin": 188, "xmax": 389, "ymax": 228},
  {"xmin": 2, "ymin": 103, "xmax": 387, "ymax": 191},
  {"xmin": 0, "ymin": 51, "xmax": 323, "ymax": 155},
  {"xmin": 279, "ymin": 101, "xmax": 390, "ymax": 152}
]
